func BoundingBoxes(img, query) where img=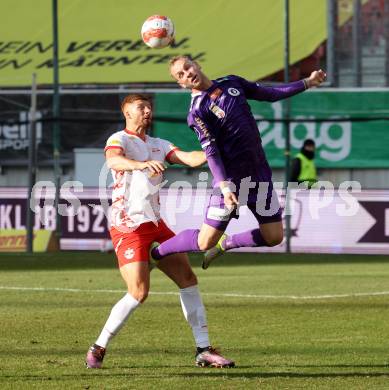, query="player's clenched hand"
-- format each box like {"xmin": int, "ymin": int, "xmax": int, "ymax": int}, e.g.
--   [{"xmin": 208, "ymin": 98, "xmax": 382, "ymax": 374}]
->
[
  {"xmin": 223, "ymin": 192, "xmax": 239, "ymax": 209},
  {"xmin": 306, "ymin": 69, "xmax": 326, "ymax": 87},
  {"xmin": 141, "ymin": 160, "xmax": 166, "ymax": 175}
]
